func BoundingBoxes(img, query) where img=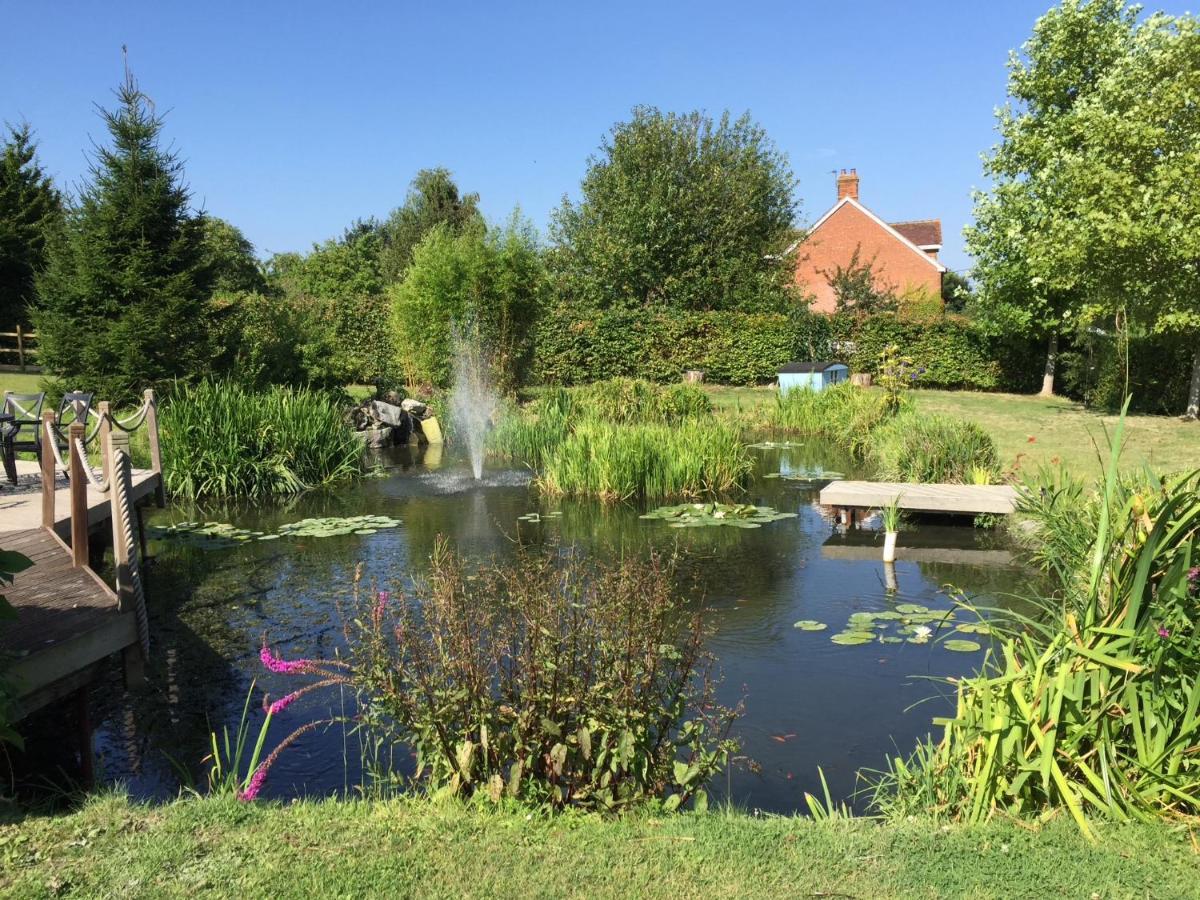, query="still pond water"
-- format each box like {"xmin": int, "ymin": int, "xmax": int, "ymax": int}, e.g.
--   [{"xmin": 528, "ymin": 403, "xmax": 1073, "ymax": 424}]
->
[{"xmin": 91, "ymin": 441, "xmax": 1036, "ymax": 813}]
